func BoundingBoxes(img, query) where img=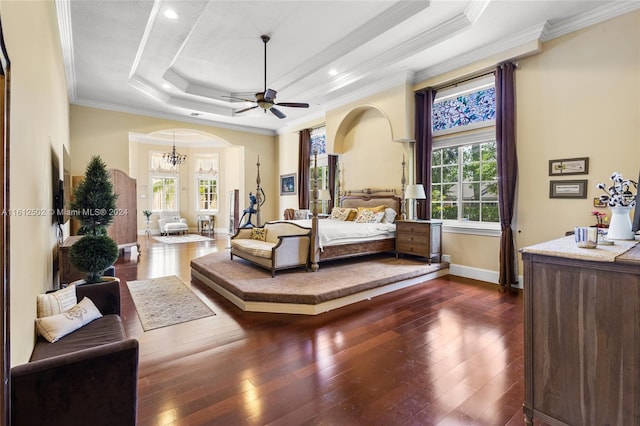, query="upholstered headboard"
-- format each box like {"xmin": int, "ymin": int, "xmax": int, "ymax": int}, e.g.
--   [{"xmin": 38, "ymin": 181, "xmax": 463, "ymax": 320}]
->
[{"xmin": 339, "ymin": 188, "xmax": 402, "ymax": 214}]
